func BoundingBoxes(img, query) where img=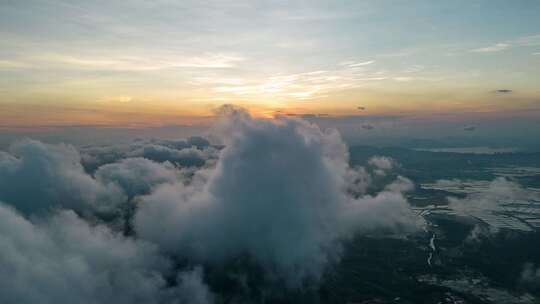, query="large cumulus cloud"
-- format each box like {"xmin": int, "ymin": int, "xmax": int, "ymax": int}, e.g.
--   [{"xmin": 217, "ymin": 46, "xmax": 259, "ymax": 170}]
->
[
  {"xmin": 0, "ymin": 202, "xmax": 212, "ymax": 304},
  {"xmin": 135, "ymin": 106, "xmax": 419, "ymax": 286}
]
